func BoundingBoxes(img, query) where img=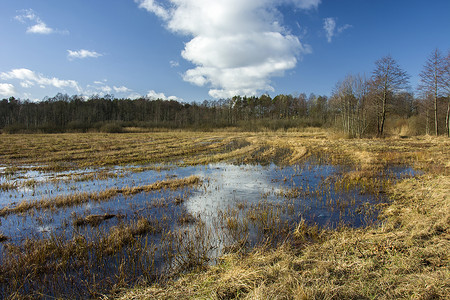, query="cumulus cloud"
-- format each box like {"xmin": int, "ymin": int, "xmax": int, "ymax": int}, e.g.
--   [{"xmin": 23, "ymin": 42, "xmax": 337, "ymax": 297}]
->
[
  {"xmin": 137, "ymin": 0, "xmax": 320, "ymax": 98},
  {"xmin": 1, "ymin": 68, "xmax": 81, "ymax": 92},
  {"xmin": 0, "ymin": 83, "xmax": 16, "ymax": 97},
  {"xmin": 27, "ymin": 22, "xmax": 53, "ymax": 34},
  {"xmin": 323, "ymin": 17, "xmax": 351, "ymax": 43},
  {"xmin": 15, "ymin": 9, "xmax": 66, "ymax": 35},
  {"xmin": 67, "ymin": 49, "xmax": 103, "ymax": 60},
  {"xmin": 146, "ymin": 90, "xmax": 181, "ymax": 101}
]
